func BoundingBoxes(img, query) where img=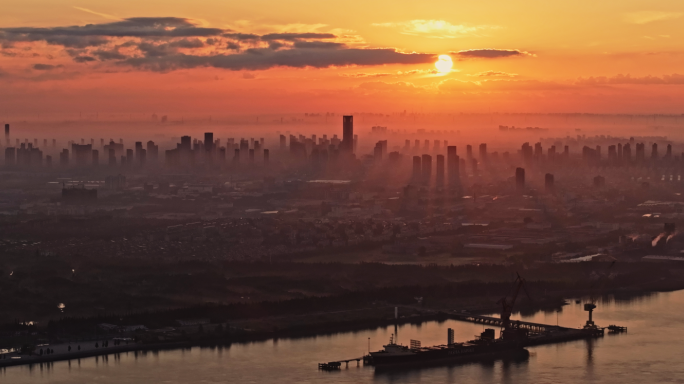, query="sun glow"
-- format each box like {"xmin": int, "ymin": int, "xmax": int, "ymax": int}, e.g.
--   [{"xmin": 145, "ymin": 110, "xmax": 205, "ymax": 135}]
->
[{"xmin": 435, "ymin": 55, "xmax": 453, "ymax": 74}]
